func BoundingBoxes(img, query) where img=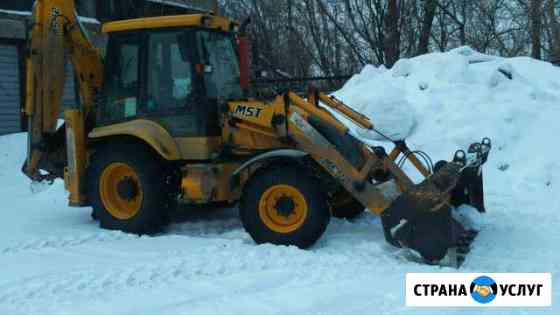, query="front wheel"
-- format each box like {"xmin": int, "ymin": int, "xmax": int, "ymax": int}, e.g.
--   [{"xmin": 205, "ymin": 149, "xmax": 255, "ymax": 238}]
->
[{"xmin": 239, "ymin": 166, "xmax": 330, "ymax": 249}]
